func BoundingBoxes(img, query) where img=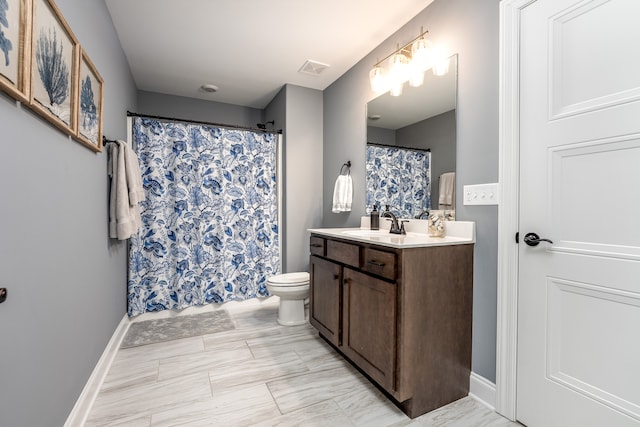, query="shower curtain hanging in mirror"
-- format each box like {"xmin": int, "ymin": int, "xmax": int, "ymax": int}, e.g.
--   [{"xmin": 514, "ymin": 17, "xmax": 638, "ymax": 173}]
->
[
  {"xmin": 127, "ymin": 117, "xmax": 279, "ymax": 316},
  {"xmin": 365, "ymin": 144, "xmax": 431, "ymax": 219}
]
